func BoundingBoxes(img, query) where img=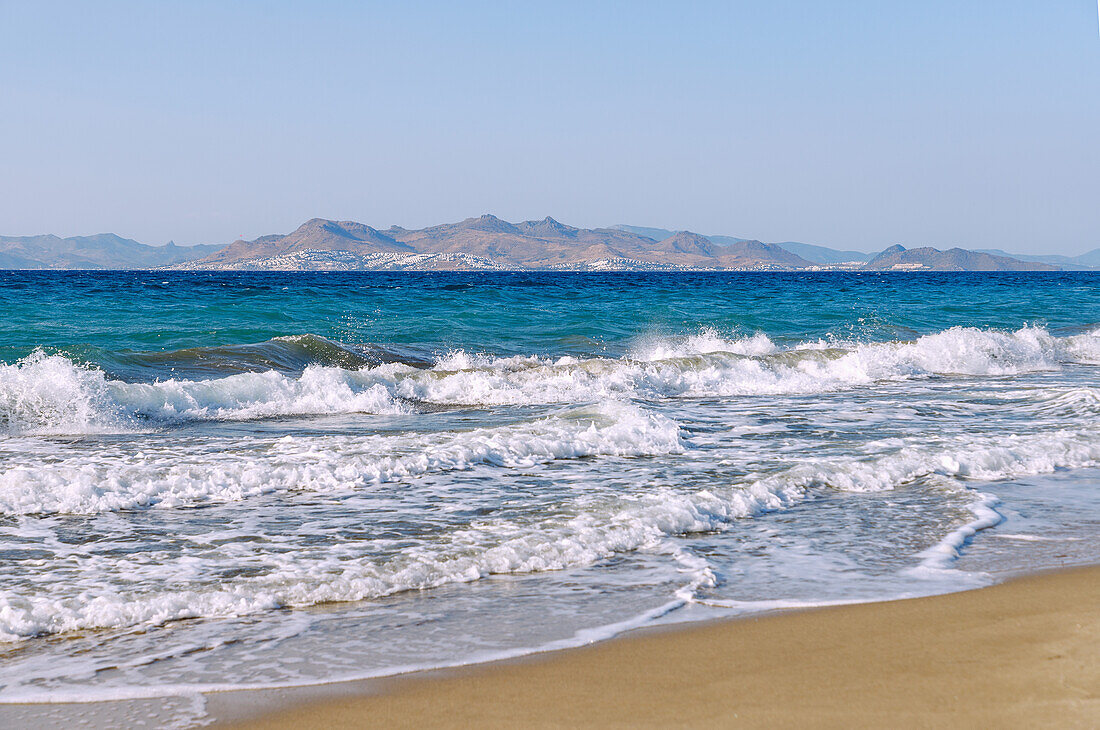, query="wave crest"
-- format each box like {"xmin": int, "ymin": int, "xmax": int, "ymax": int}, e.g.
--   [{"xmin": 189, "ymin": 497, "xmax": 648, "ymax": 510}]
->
[
  {"xmin": 2, "ymin": 326, "xmax": 1098, "ymax": 434},
  {"xmin": 385, "ymin": 326, "xmax": 1100, "ymax": 405},
  {"xmin": 0, "ymin": 401, "xmax": 682, "ymax": 515},
  {"xmin": 0, "ymin": 350, "xmax": 406, "ymax": 435}
]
